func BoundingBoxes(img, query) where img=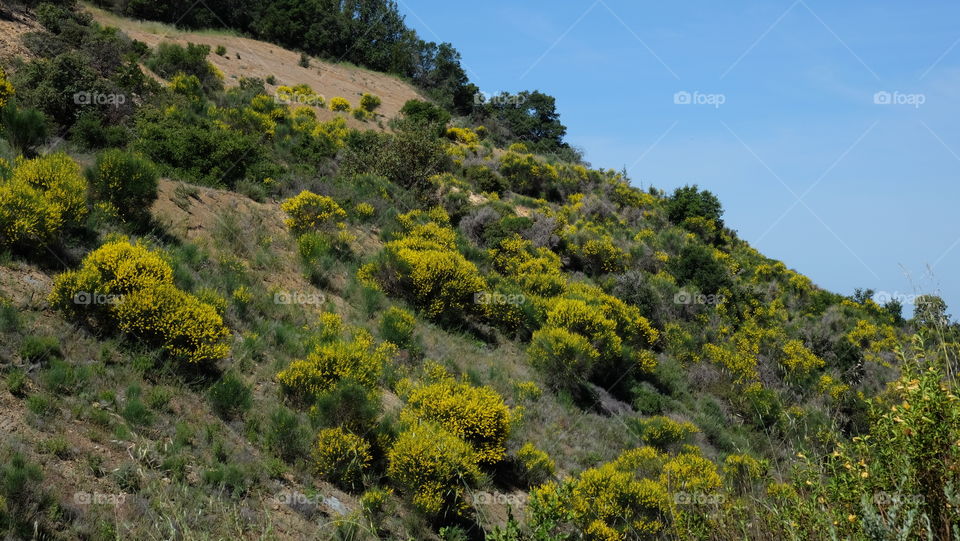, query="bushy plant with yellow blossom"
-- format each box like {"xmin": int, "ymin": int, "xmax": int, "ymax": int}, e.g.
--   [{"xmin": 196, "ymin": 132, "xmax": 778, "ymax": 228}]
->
[
  {"xmin": 779, "ymin": 339, "xmax": 824, "ymax": 377},
  {"xmin": 400, "ymin": 375, "xmax": 513, "ymax": 464},
  {"xmin": 312, "ymin": 427, "xmax": 372, "ymax": 490},
  {"xmin": 530, "ymin": 450, "xmax": 672, "ymax": 540},
  {"xmin": 49, "ymin": 240, "xmax": 230, "ymax": 365},
  {"xmin": 516, "ymin": 442, "xmax": 555, "ymax": 485},
  {"xmin": 280, "ymin": 190, "xmax": 347, "ymax": 234},
  {"xmin": 632, "ymin": 416, "xmax": 699, "ymax": 450},
  {"xmin": 0, "ymin": 67, "xmax": 13, "ymax": 109},
  {"xmin": 499, "ymin": 150, "xmax": 560, "ymax": 196},
  {"xmin": 276, "ymin": 329, "xmax": 394, "ymax": 402},
  {"xmin": 329, "ymin": 96, "xmax": 351, "ymax": 112},
  {"xmin": 527, "ymin": 326, "xmax": 599, "ymax": 391},
  {"xmin": 353, "ymin": 202, "xmax": 375, "ymax": 222},
  {"xmin": 276, "ymin": 84, "xmax": 326, "ymax": 108},
  {"xmin": 377, "ymin": 211, "xmax": 487, "ymax": 323},
  {"xmin": 386, "ymin": 422, "xmax": 482, "ymax": 516},
  {"xmin": 0, "ymin": 153, "xmax": 87, "ymax": 248}
]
